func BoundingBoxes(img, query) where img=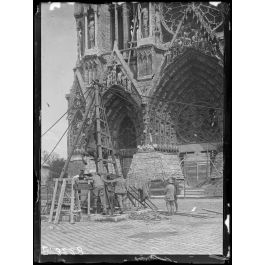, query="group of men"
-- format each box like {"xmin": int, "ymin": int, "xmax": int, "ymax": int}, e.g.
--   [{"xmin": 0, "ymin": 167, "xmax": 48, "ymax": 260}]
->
[{"xmin": 72, "ymin": 169, "xmax": 127, "ymax": 215}]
